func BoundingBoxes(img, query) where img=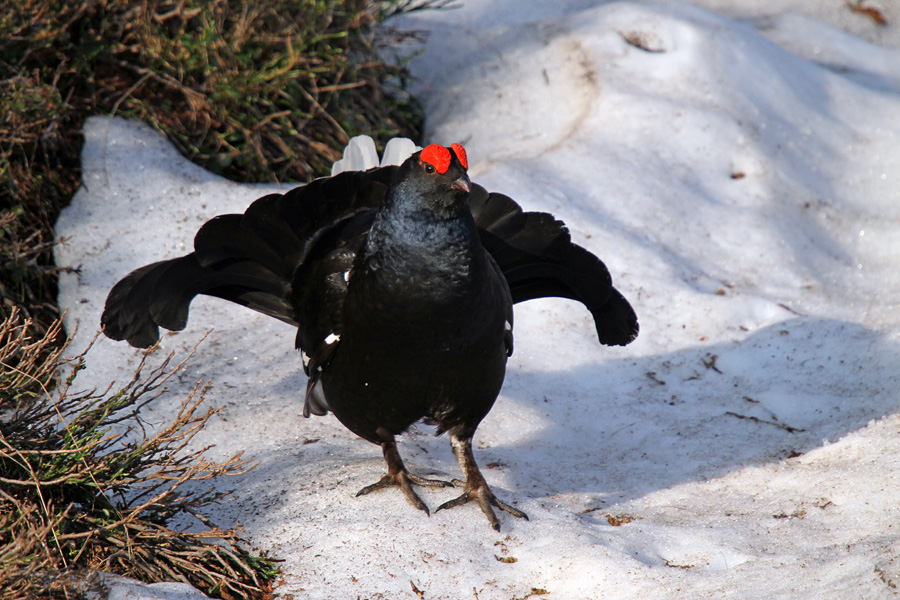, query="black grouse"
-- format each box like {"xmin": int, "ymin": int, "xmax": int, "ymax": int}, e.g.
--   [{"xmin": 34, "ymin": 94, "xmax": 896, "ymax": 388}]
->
[{"xmin": 101, "ymin": 143, "xmax": 639, "ymax": 530}]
